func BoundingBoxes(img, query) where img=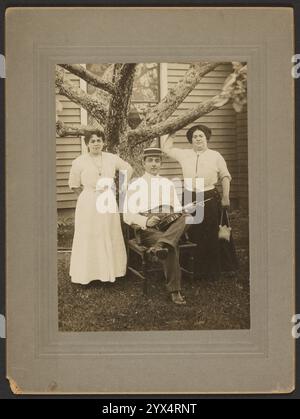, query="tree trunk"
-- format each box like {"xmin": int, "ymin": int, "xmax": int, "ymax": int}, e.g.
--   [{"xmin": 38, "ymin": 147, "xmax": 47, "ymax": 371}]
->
[
  {"xmin": 118, "ymin": 136, "xmax": 154, "ymax": 176},
  {"xmin": 56, "ymin": 61, "xmax": 247, "ymax": 171},
  {"xmin": 105, "ymin": 64, "xmax": 137, "ymax": 150}
]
